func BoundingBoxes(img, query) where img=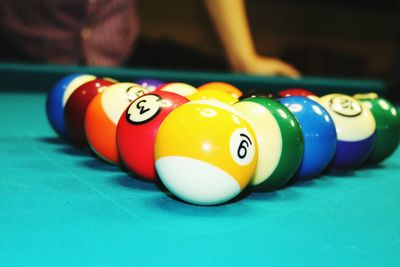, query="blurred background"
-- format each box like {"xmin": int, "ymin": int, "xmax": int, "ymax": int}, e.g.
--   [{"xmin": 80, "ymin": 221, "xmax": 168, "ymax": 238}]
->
[
  {"xmin": 1, "ymin": 0, "xmax": 399, "ymax": 82},
  {"xmin": 133, "ymin": 0, "xmax": 400, "ymax": 81}
]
